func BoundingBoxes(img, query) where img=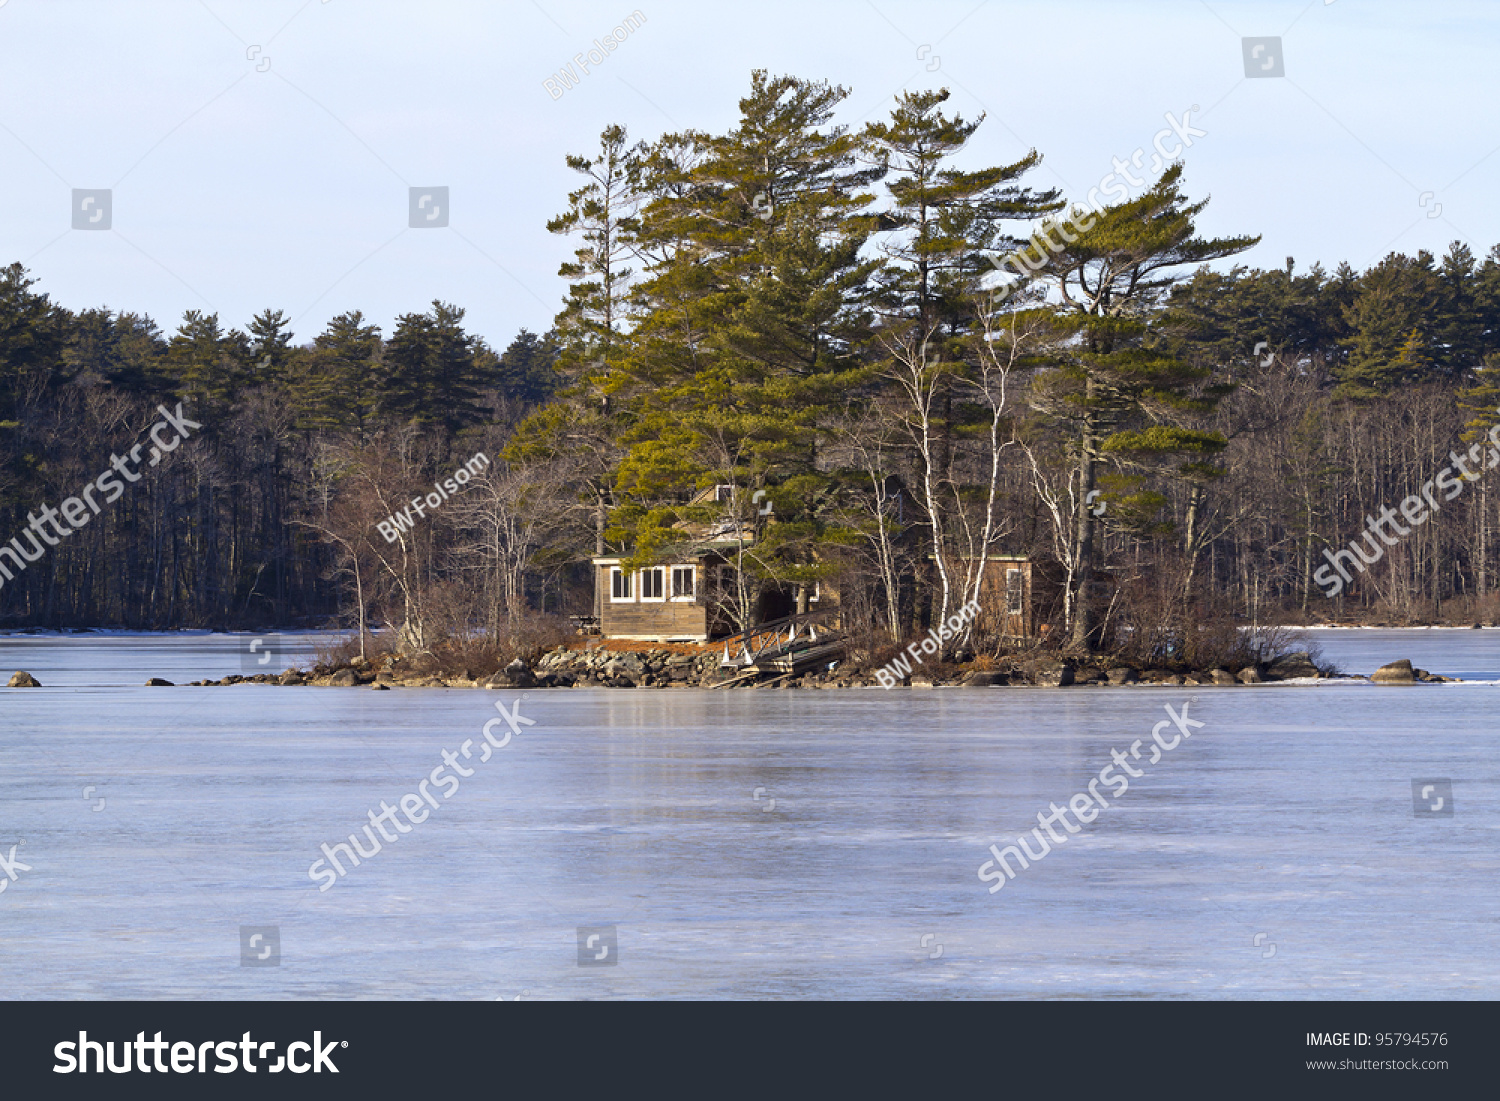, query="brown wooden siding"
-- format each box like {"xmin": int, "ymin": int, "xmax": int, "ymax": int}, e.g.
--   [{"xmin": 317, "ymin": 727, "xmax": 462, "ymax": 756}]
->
[{"xmin": 596, "ymin": 564, "xmax": 710, "ymax": 641}]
